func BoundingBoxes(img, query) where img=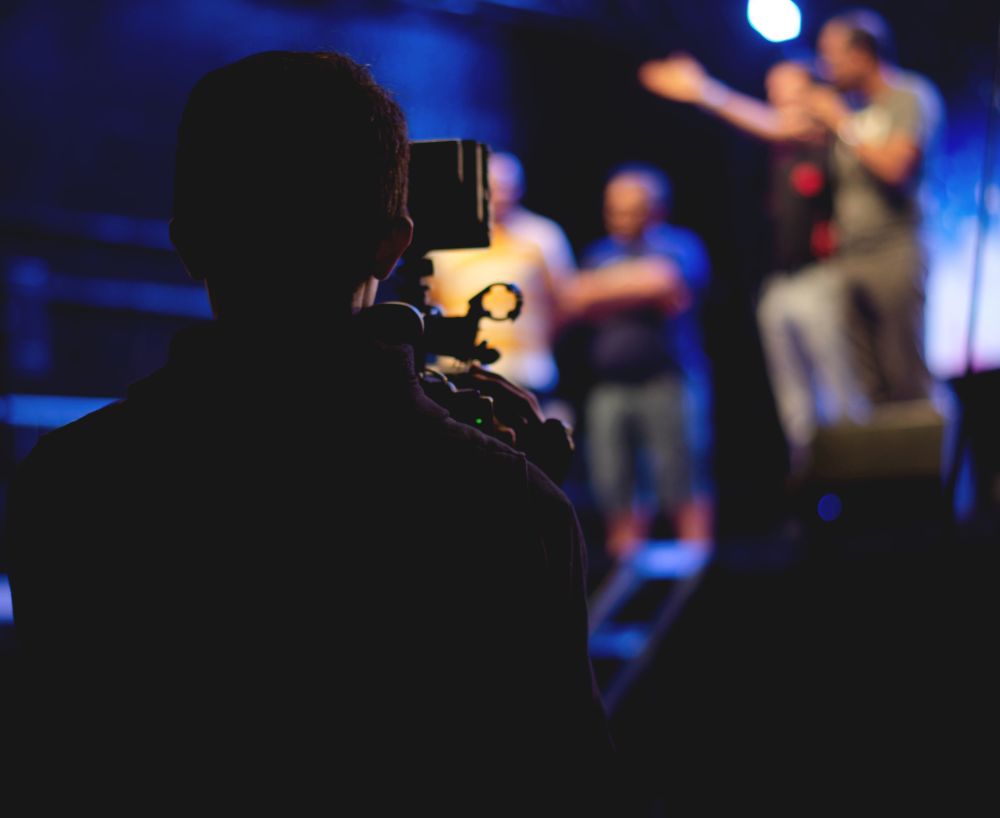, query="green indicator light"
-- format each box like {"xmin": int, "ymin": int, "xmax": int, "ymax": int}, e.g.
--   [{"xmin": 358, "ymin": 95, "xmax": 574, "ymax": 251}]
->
[{"xmin": 475, "ymin": 417, "xmax": 483, "ymax": 425}]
